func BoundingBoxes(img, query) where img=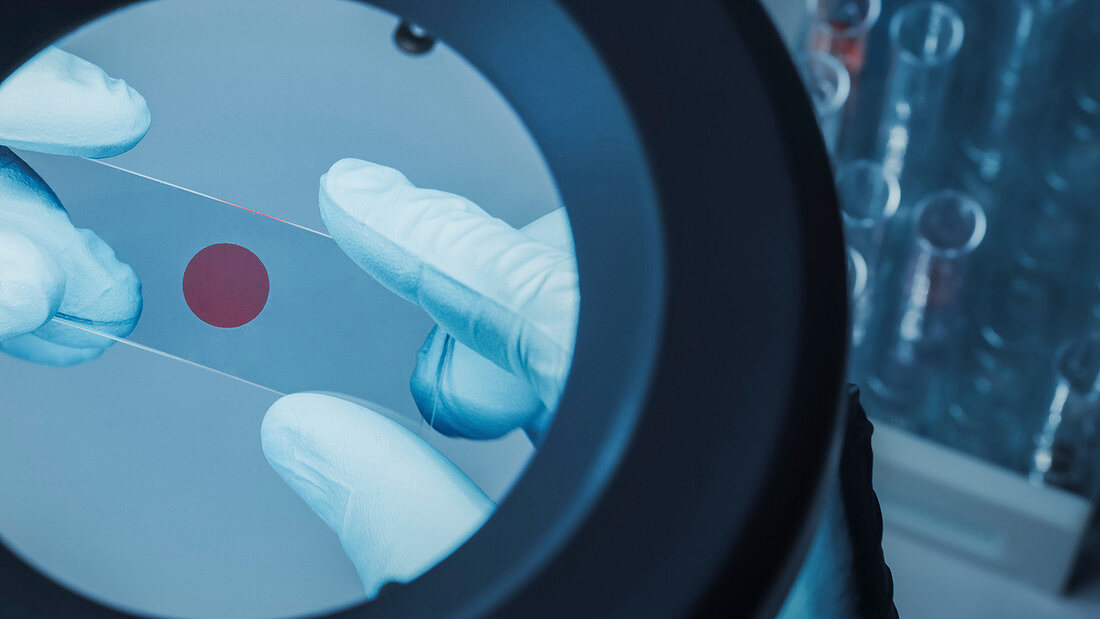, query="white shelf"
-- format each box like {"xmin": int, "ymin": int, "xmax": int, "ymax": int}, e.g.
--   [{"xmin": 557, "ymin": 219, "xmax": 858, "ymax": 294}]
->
[{"xmin": 872, "ymin": 423, "xmax": 1093, "ymax": 592}]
